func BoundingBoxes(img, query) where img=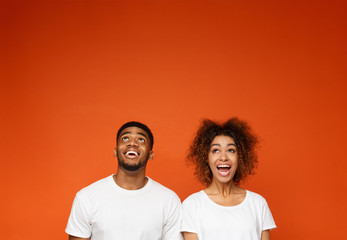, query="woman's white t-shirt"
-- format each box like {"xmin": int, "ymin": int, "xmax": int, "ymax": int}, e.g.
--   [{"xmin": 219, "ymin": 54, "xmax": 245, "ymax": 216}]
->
[{"xmin": 181, "ymin": 190, "xmax": 276, "ymax": 240}]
